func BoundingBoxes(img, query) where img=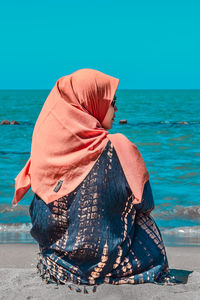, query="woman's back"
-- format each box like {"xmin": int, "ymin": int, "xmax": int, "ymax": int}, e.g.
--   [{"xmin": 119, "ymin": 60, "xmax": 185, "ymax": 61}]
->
[
  {"xmin": 29, "ymin": 141, "xmax": 165, "ymax": 287},
  {"xmin": 30, "ymin": 141, "xmax": 134, "ymax": 262}
]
